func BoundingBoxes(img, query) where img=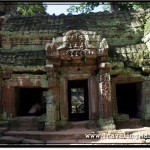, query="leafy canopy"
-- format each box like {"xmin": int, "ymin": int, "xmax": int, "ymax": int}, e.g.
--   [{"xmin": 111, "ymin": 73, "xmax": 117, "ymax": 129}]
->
[
  {"xmin": 17, "ymin": 2, "xmax": 47, "ymax": 16},
  {"xmin": 67, "ymin": 2, "xmax": 150, "ymax": 14}
]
